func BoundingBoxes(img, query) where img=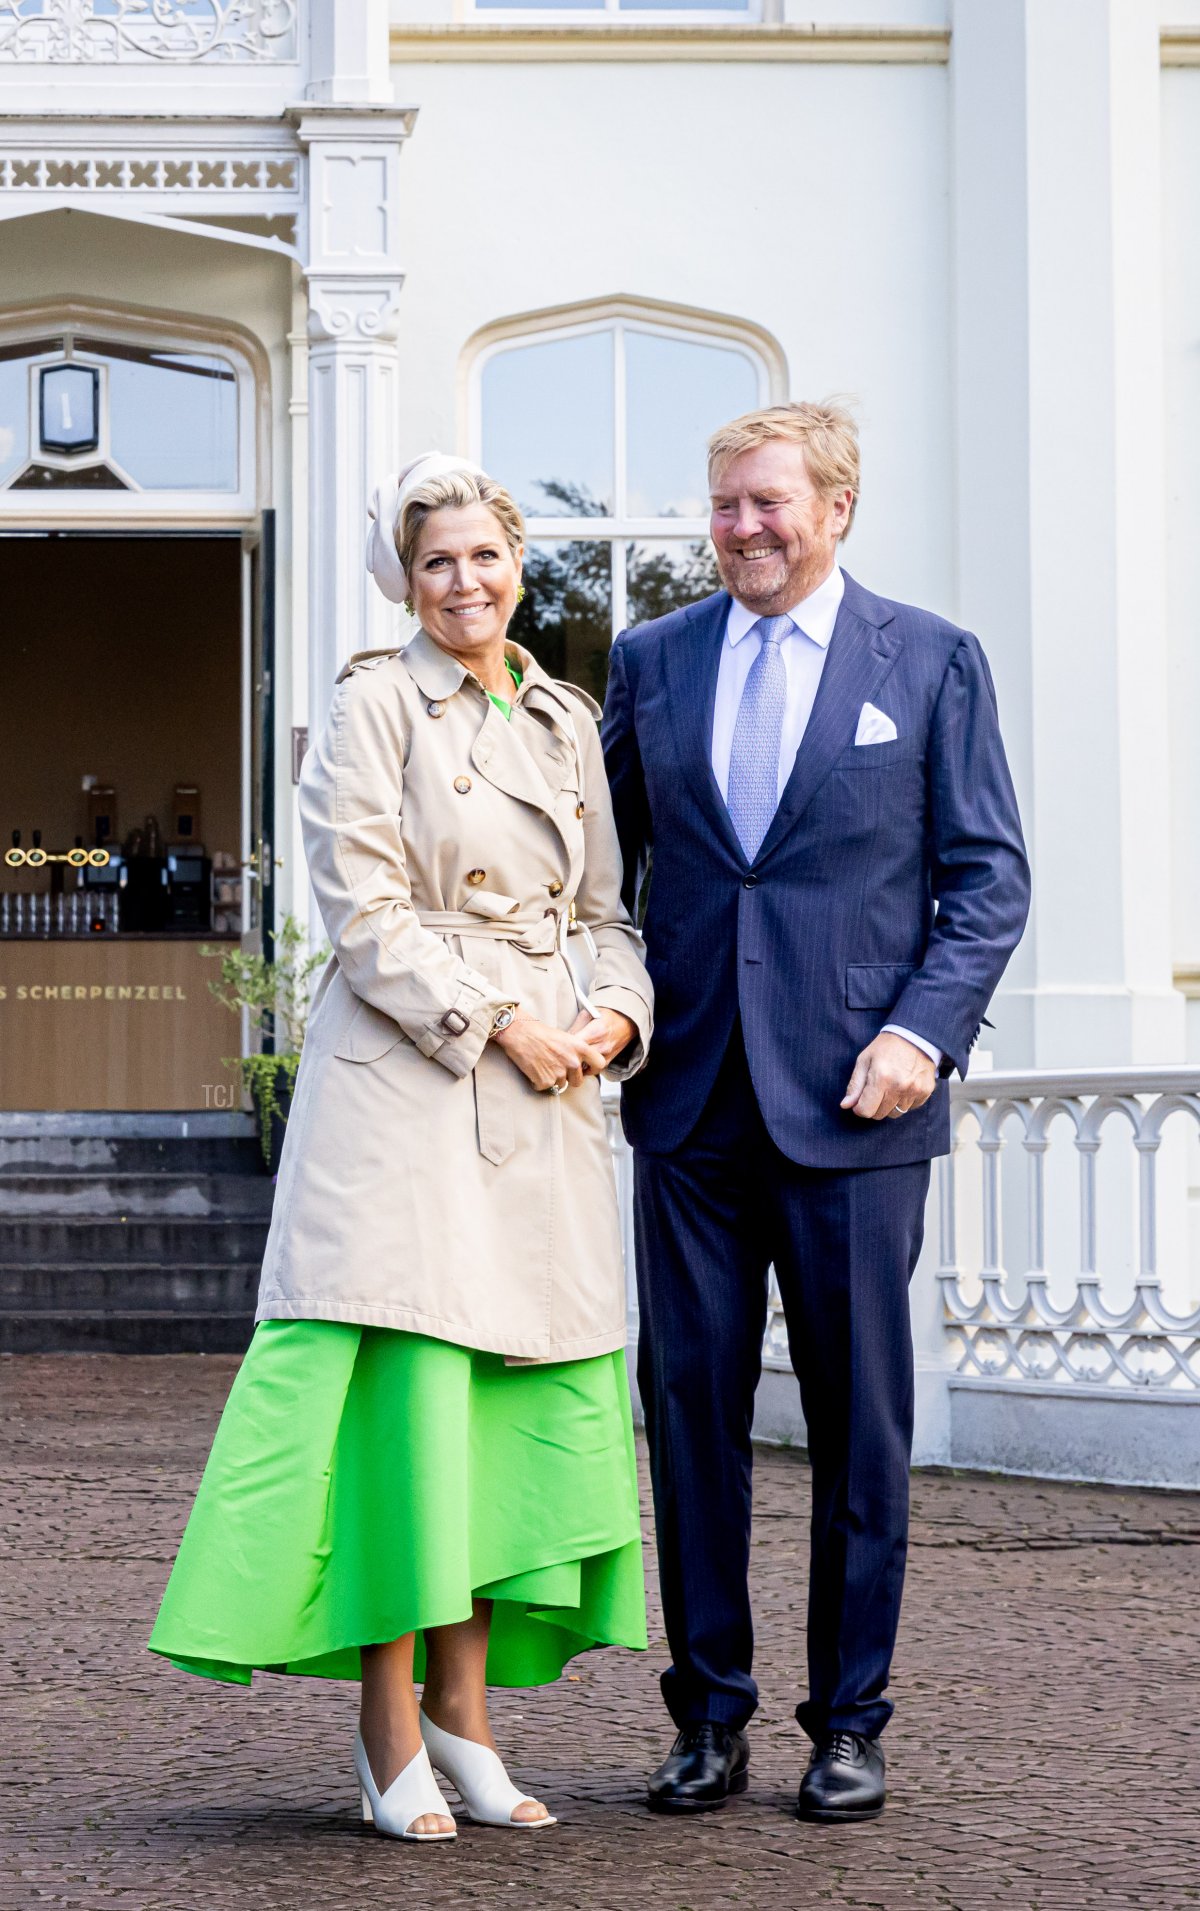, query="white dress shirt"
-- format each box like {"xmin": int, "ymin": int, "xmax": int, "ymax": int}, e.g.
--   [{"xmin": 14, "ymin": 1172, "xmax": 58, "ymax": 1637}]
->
[{"xmin": 712, "ymin": 565, "xmax": 943, "ymax": 1075}]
